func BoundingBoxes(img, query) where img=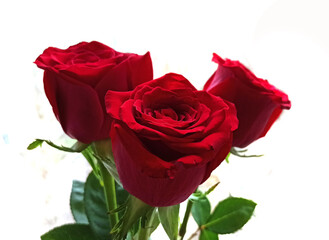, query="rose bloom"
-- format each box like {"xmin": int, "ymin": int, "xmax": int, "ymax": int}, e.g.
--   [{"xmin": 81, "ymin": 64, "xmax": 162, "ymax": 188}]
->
[
  {"xmin": 204, "ymin": 53, "xmax": 291, "ymax": 148},
  {"xmin": 35, "ymin": 41, "xmax": 153, "ymax": 143},
  {"xmin": 105, "ymin": 73, "xmax": 238, "ymax": 206}
]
